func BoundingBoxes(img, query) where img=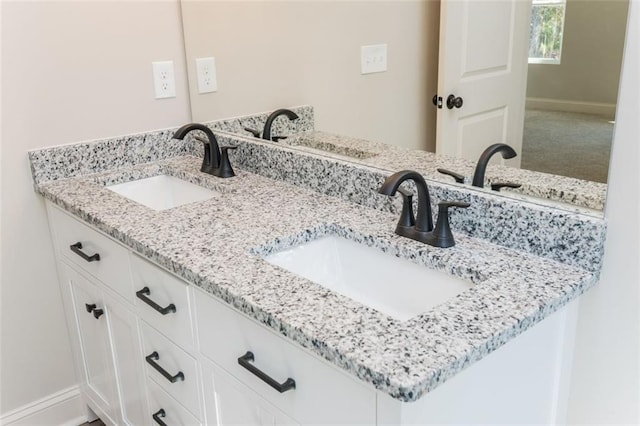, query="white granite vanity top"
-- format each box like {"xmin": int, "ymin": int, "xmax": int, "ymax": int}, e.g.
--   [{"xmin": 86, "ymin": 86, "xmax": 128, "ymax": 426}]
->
[
  {"xmin": 34, "ymin": 154, "xmax": 597, "ymax": 402},
  {"xmin": 281, "ymin": 130, "xmax": 607, "ymax": 212}
]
